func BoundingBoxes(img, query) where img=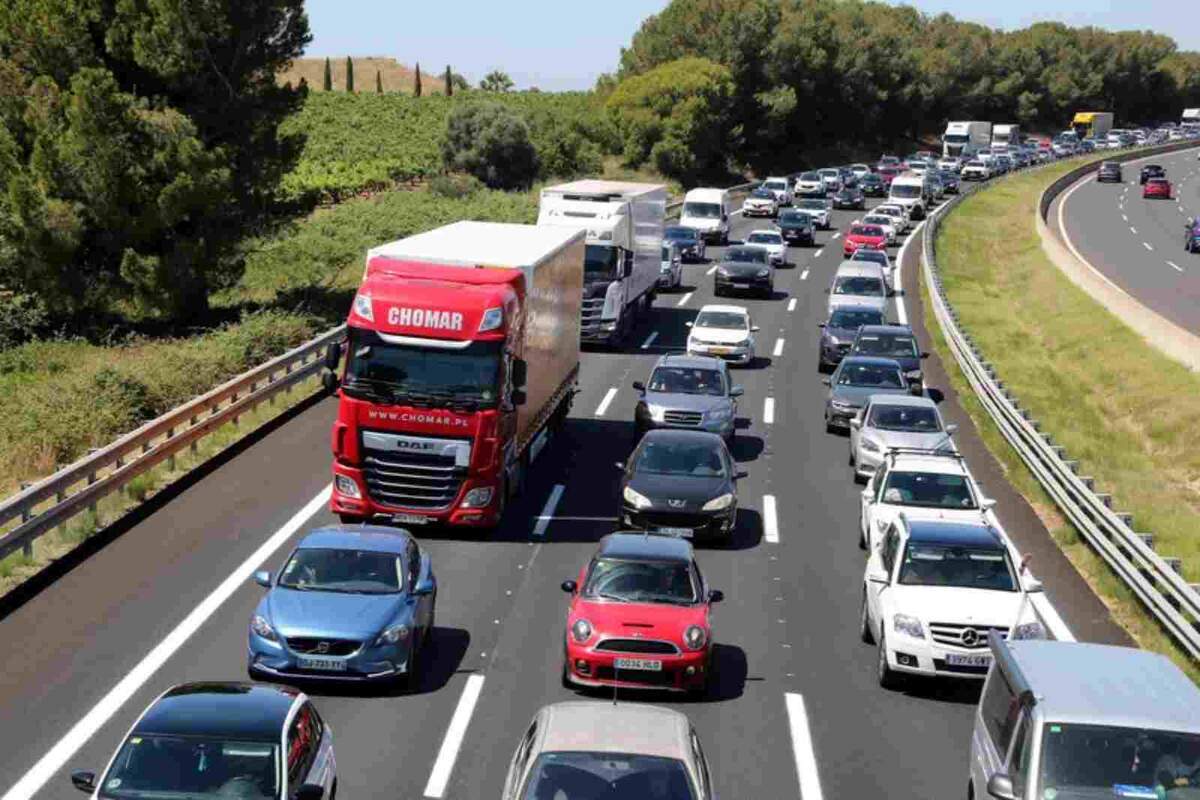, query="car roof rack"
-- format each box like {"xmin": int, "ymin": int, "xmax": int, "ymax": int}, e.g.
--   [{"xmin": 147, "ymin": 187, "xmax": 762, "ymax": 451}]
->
[{"xmin": 883, "ymin": 446, "xmax": 963, "ymax": 463}]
